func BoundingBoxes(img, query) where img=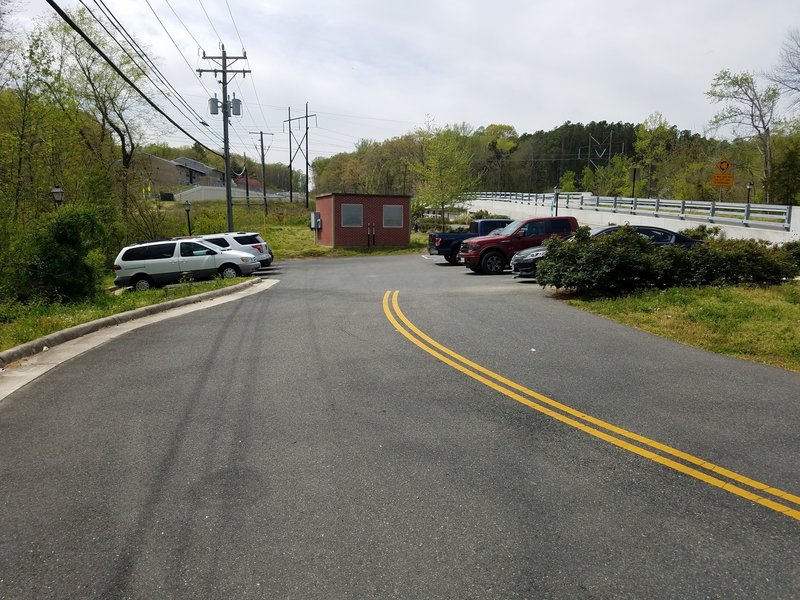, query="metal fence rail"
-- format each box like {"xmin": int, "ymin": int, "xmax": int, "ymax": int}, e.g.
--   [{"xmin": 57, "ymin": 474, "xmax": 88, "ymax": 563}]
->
[{"xmin": 467, "ymin": 192, "xmax": 793, "ymax": 231}]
